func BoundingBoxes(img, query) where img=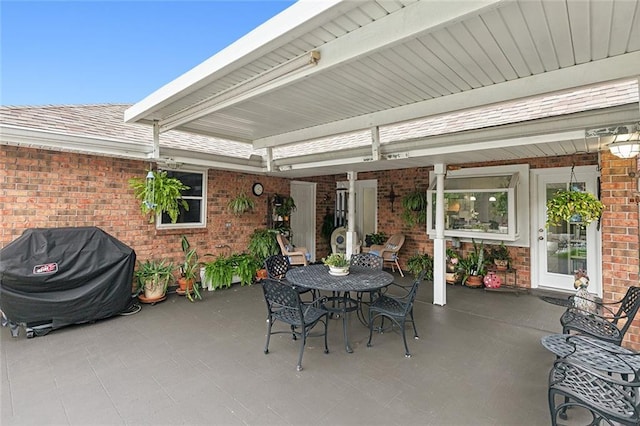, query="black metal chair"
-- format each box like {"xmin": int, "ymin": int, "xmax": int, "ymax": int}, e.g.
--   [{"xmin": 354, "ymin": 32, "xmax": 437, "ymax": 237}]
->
[
  {"xmin": 260, "ymin": 279, "xmax": 329, "ymax": 371},
  {"xmin": 264, "ymin": 254, "xmax": 314, "ymax": 298},
  {"xmin": 350, "ymin": 253, "xmax": 383, "ymax": 326},
  {"xmin": 367, "ymin": 270, "xmax": 426, "ymax": 357},
  {"xmin": 561, "ymin": 286, "xmax": 640, "ymax": 345},
  {"xmin": 548, "ymin": 336, "xmax": 640, "ymax": 425}
]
